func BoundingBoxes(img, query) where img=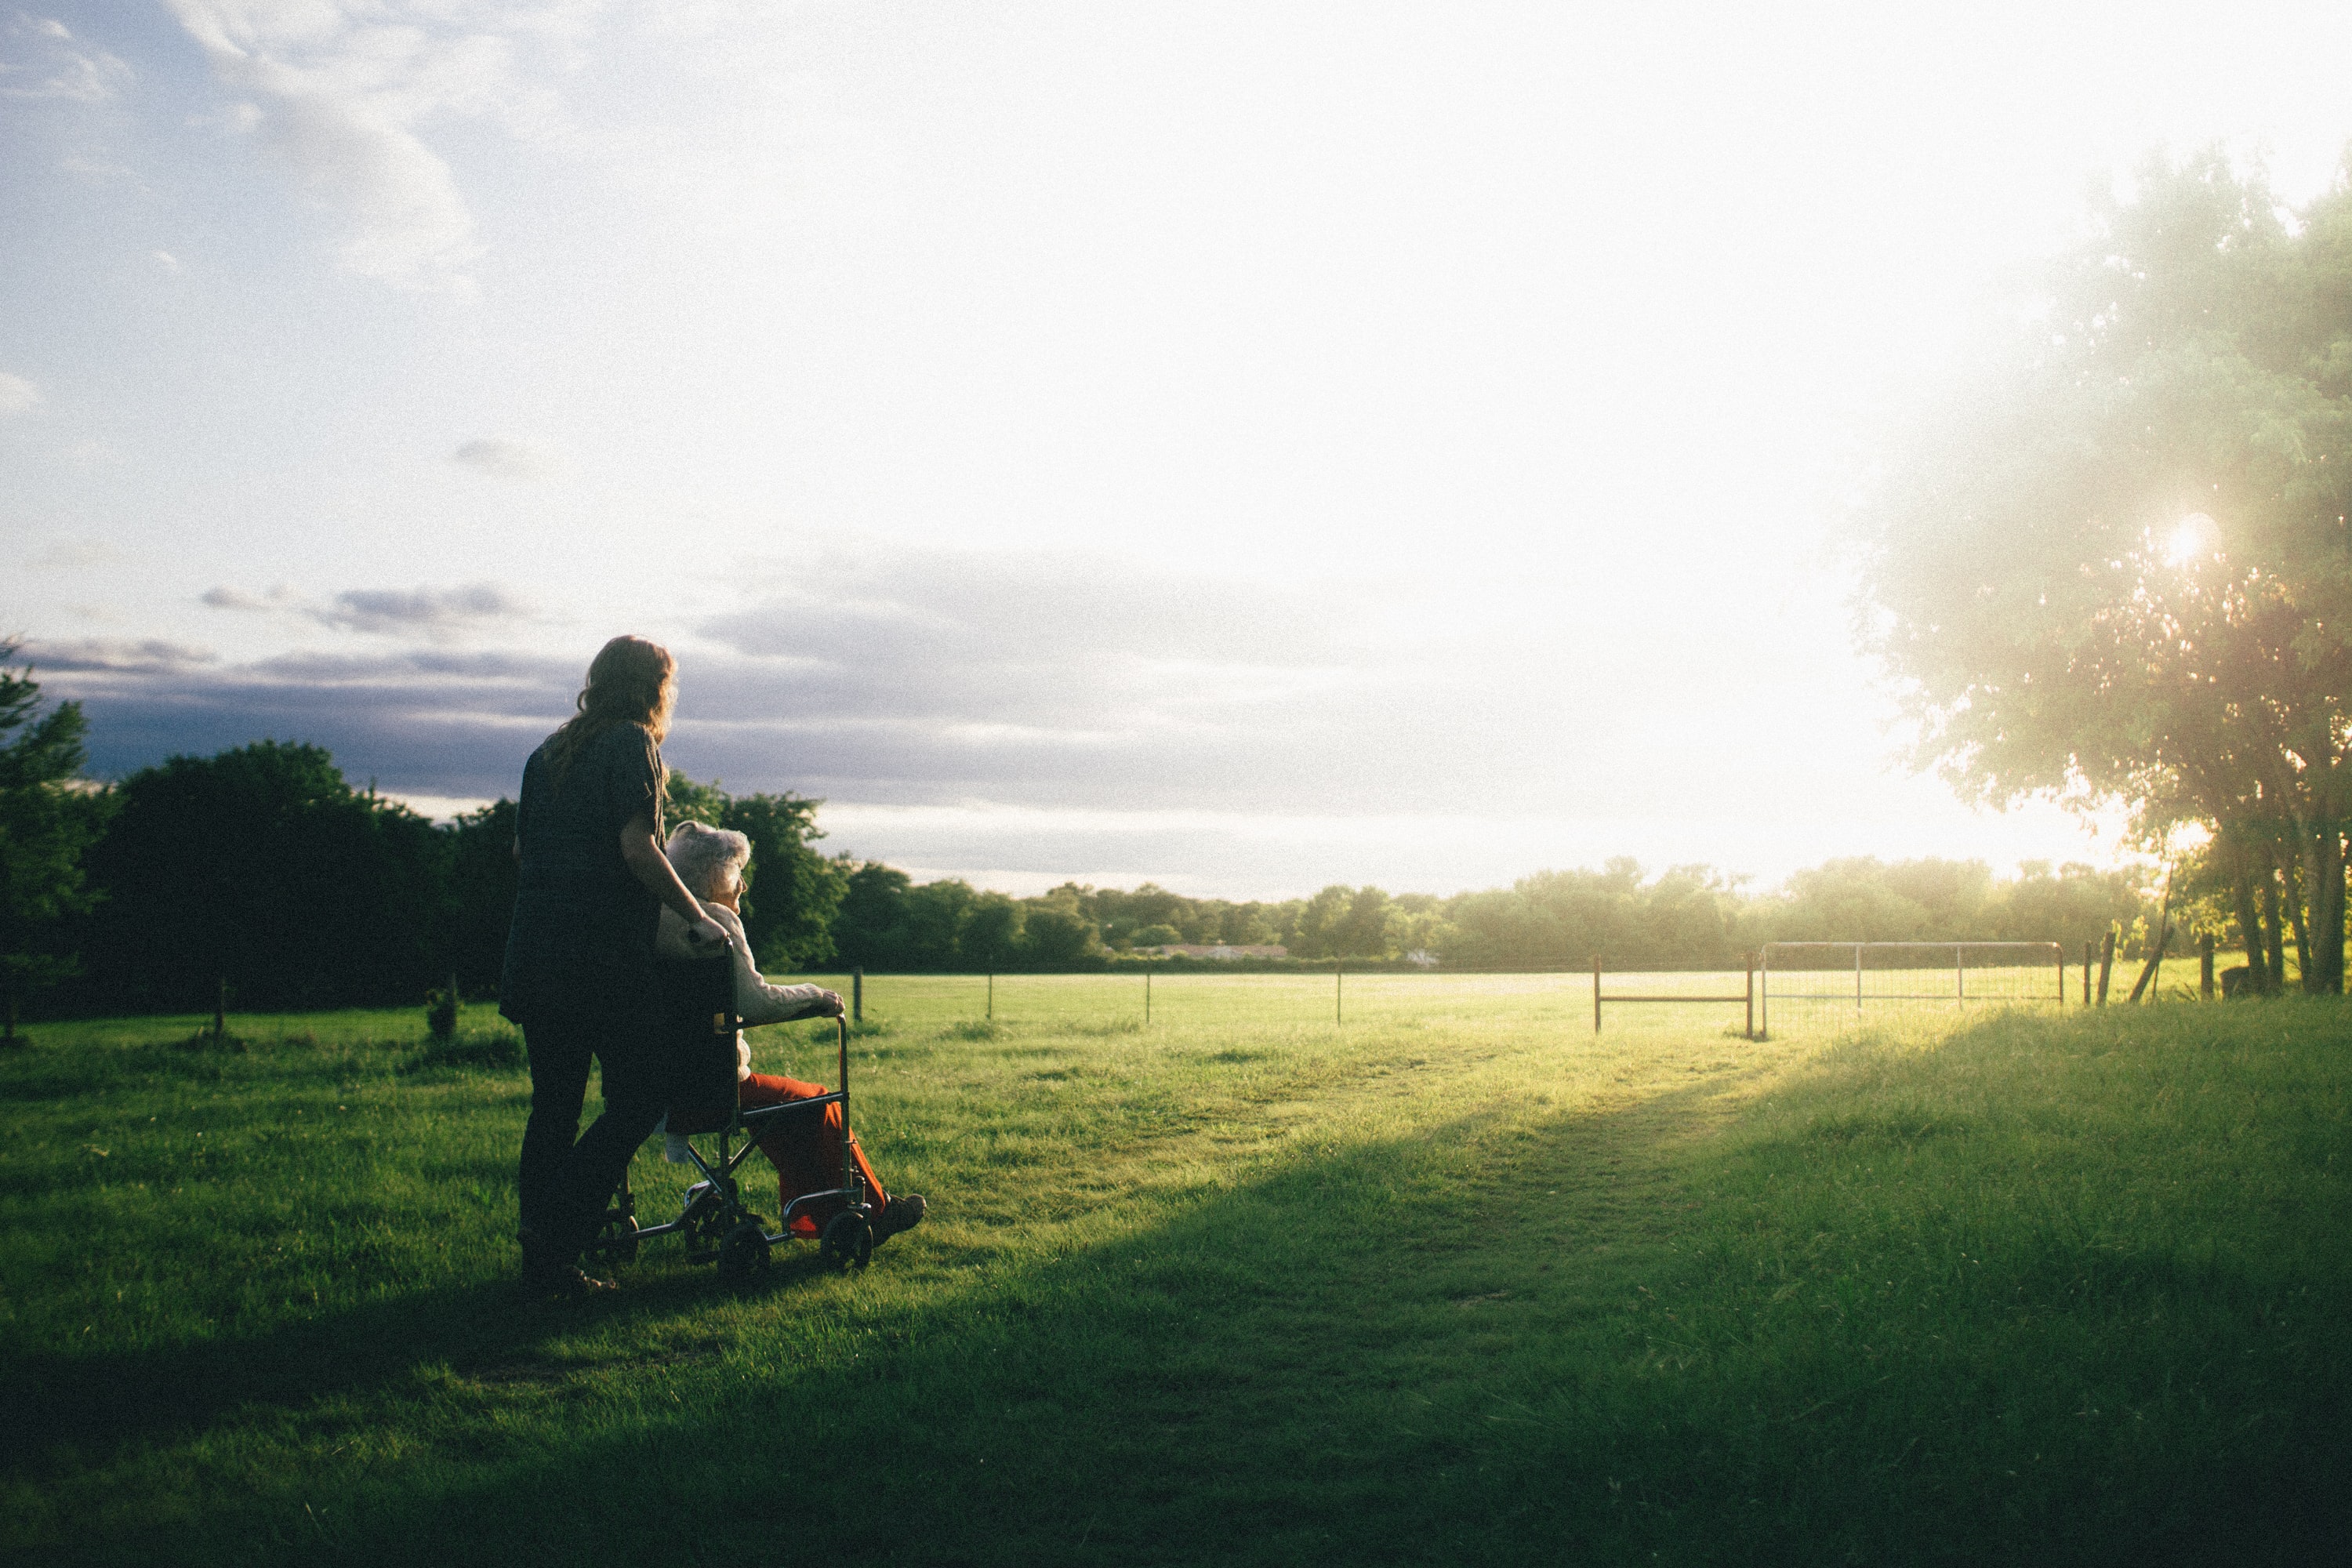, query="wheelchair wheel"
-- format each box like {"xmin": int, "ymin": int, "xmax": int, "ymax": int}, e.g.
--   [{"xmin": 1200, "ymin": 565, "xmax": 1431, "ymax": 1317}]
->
[
  {"xmin": 820, "ymin": 1211, "xmax": 873, "ymax": 1271},
  {"xmin": 717, "ymin": 1221, "xmax": 770, "ymax": 1284},
  {"xmin": 587, "ymin": 1210, "xmax": 640, "ymax": 1267}
]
